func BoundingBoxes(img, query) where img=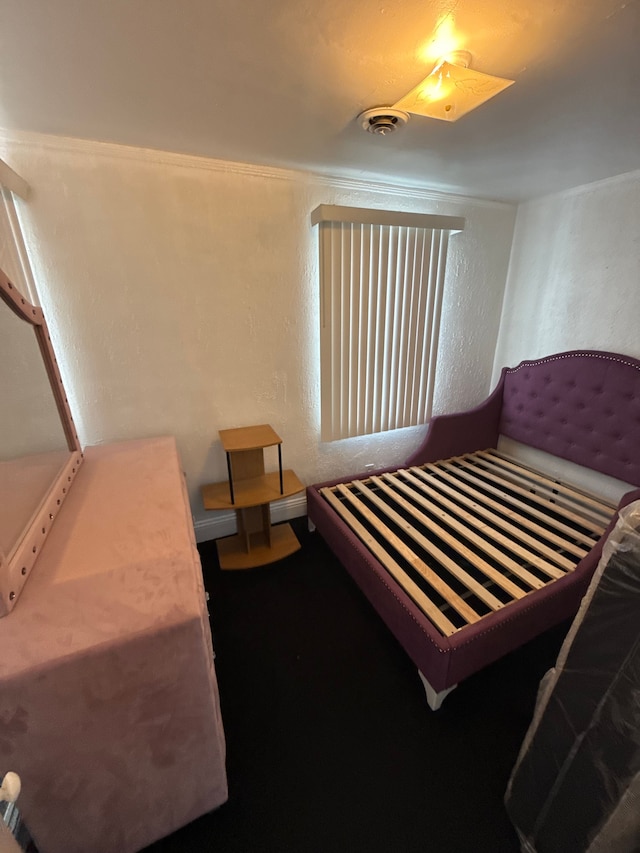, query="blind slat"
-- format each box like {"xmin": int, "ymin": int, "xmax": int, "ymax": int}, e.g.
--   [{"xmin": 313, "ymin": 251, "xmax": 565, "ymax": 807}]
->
[
  {"xmin": 402, "ymin": 228, "xmax": 421, "ymax": 426},
  {"xmin": 374, "ymin": 226, "xmax": 389, "ymax": 435},
  {"xmin": 331, "ymin": 224, "xmax": 343, "ymax": 440},
  {"xmin": 340, "ymin": 225, "xmax": 351, "ymax": 438},
  {"xmin": 410, "ymin": 228, "xmax": 428, "ymax": 423},
  {"xmin": 416, "ymin": 231, "xmax": 440, "ymax": 421},
  {"xmin": 357, "ymin": 226, "xmax": 370, "ymax": 436}
]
